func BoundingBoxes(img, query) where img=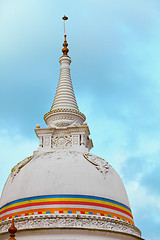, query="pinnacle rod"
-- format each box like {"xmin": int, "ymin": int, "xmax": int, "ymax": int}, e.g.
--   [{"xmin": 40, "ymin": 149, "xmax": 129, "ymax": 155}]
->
[
  {"xmin": 64, "ymin": 20, "xmax": 66, "ymax": 36},
  {"xmin": 62, "ymin": 15, "xmax": 68, "ymax": 40}
]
